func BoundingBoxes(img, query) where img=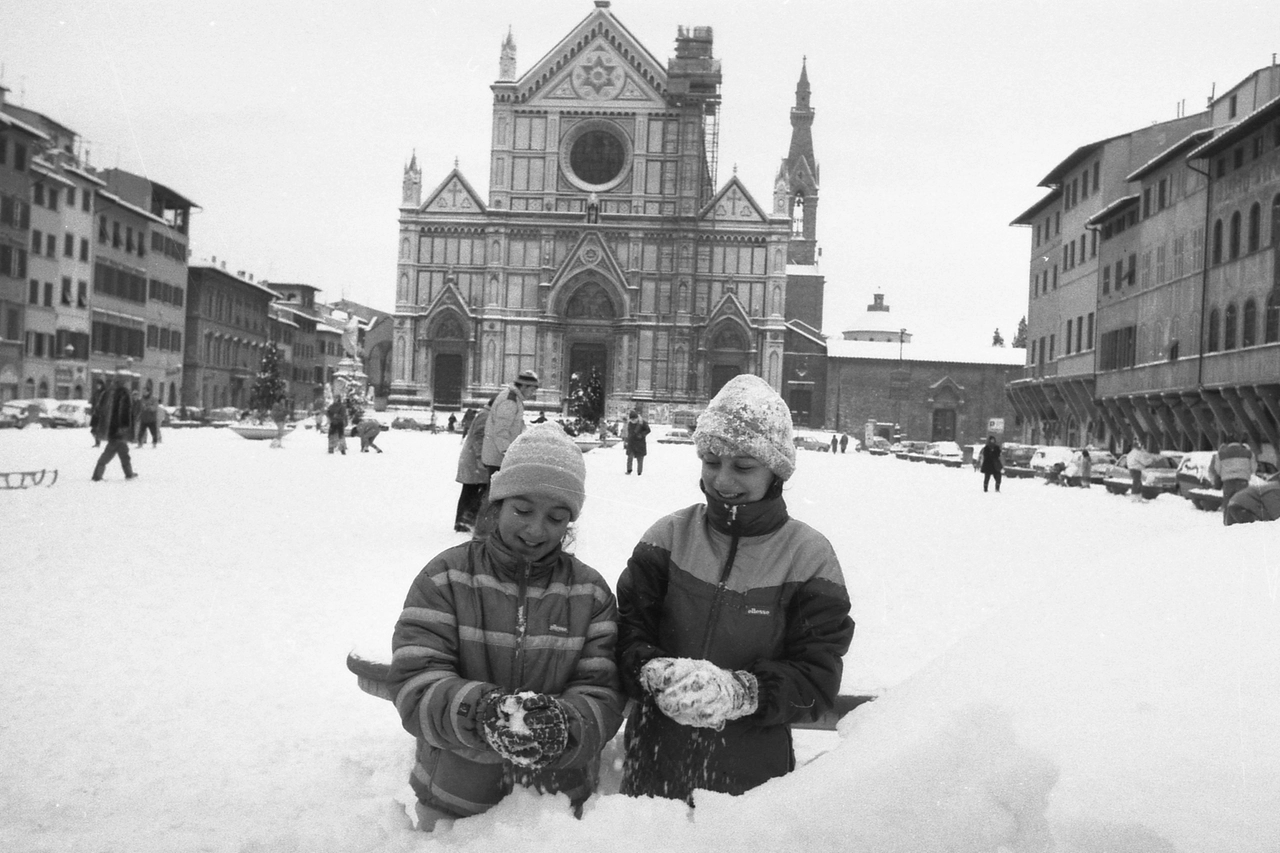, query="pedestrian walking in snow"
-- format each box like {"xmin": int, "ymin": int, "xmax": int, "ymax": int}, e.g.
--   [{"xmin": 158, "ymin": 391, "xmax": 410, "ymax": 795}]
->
[
  {"xmin": 1079, "ymin": 449, "xmax": 1092, "ymax": 488},
  {"xmin": 830, "ymin": 434, "xmax": 838, "ymax": 453},
  {"xmin": 1127, "ymin": 442, "xmax": 1158, "ymax": 499},
  {"xmin": 482, "ymin": 369, "xmax": 539, "ymax": 475},
  {"xmin": 447, "ymin": 412, "xmax": 457, "ymax": 433},
  {"xmin": 839, "ymin": 433, "xmax": 849, "ymax": 453},
  {"xmin": 615, "ymin": 373, "xmax": 853, "ymax": 803},
  {"xmin": 269, "ymin": 400, "xmax": 289, "ymax": 448},
  {"xmin": 978, "ymin": 435, "xmax": 1002, "ymax": 493},
  {"xmin": 136, "ymin": 390, "xmax": 161, "ymax": 447},
  {"xmin": 387, "ymin": 423, "xmax": 625, "ymax": 830},
  {"xmin": 624, "ymin": 409, "xmax": 650, "ymax": 475},
  {"xmin": 91, "ymin": 370, "xmax": 138, "ymax": 482}
]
